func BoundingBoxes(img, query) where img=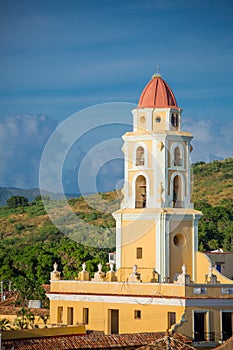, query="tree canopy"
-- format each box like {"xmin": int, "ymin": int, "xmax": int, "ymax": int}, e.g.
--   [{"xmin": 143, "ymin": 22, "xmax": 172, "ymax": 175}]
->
[{"xmin": 7, "ymin": 196, "xmax": 29, "ymax": 208}]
